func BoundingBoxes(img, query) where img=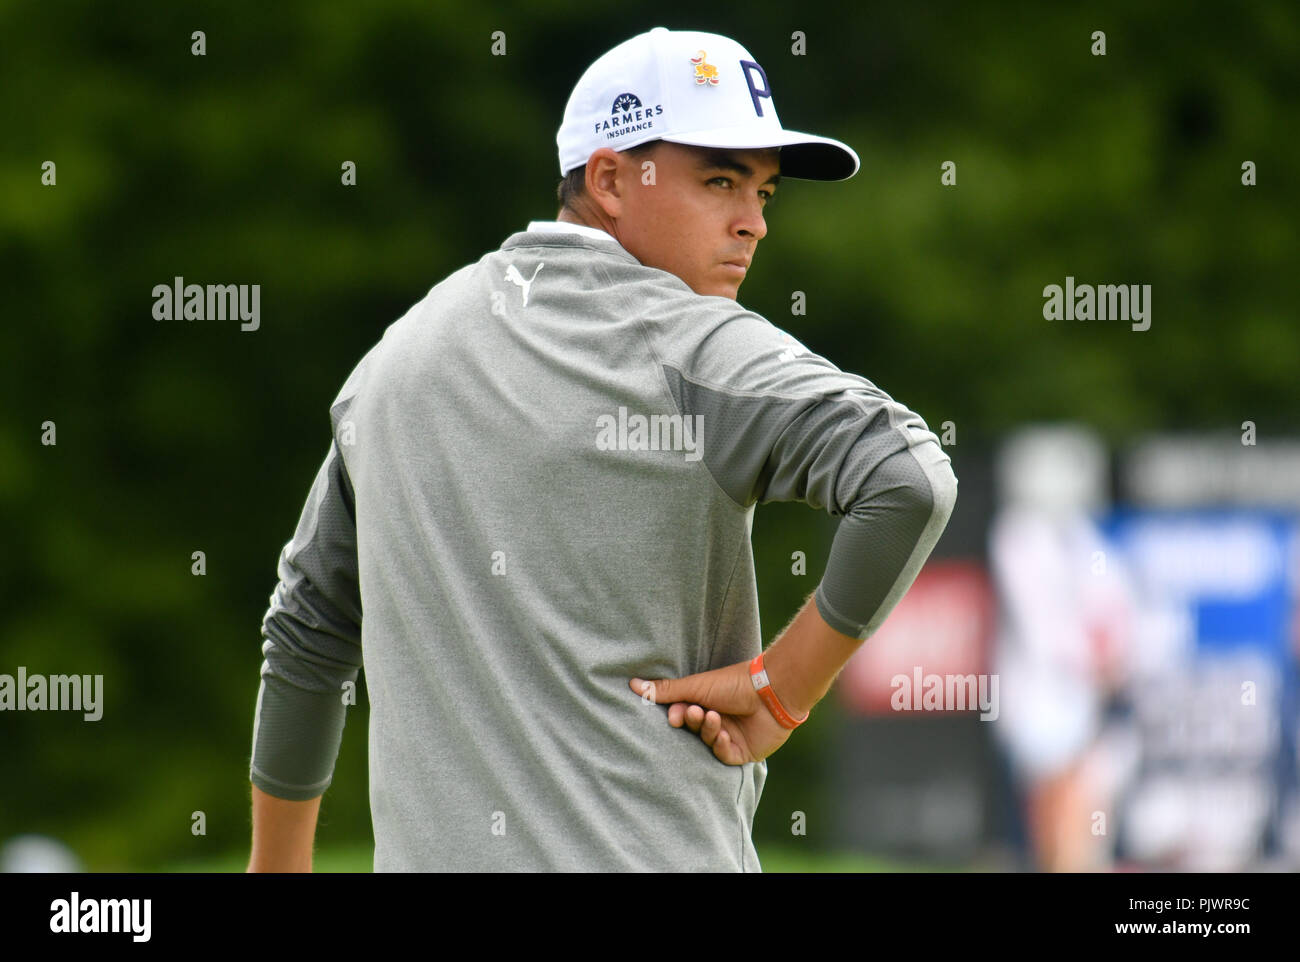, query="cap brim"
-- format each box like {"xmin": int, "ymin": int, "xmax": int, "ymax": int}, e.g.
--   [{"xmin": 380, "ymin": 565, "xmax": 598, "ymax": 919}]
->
[{"xmin": 658, "ymin": 126, "xmax": 859, "ymax": 182}]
